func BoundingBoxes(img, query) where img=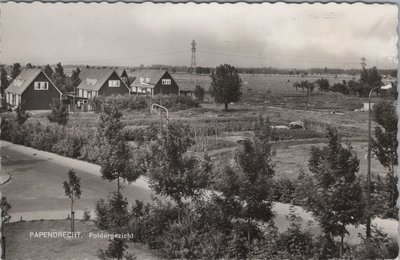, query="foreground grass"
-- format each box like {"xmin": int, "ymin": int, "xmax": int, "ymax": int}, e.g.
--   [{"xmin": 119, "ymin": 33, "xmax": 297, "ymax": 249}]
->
[{"xmin": 5, "ymin": 219, "xmax": 160, "ymax": 260}]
